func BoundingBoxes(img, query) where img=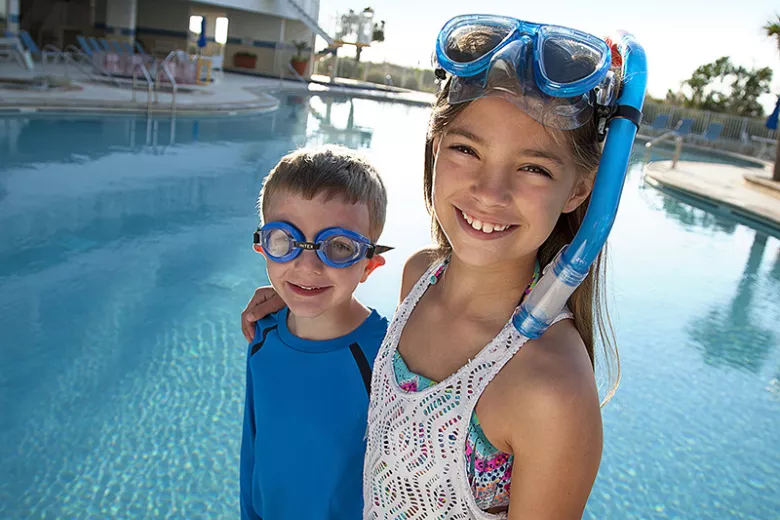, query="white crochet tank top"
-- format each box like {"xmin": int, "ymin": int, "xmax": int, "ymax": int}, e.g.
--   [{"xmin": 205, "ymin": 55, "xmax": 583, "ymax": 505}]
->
[{"xmin": 364, "ymin": 261, "xmax": 573, "ymax": 520}]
